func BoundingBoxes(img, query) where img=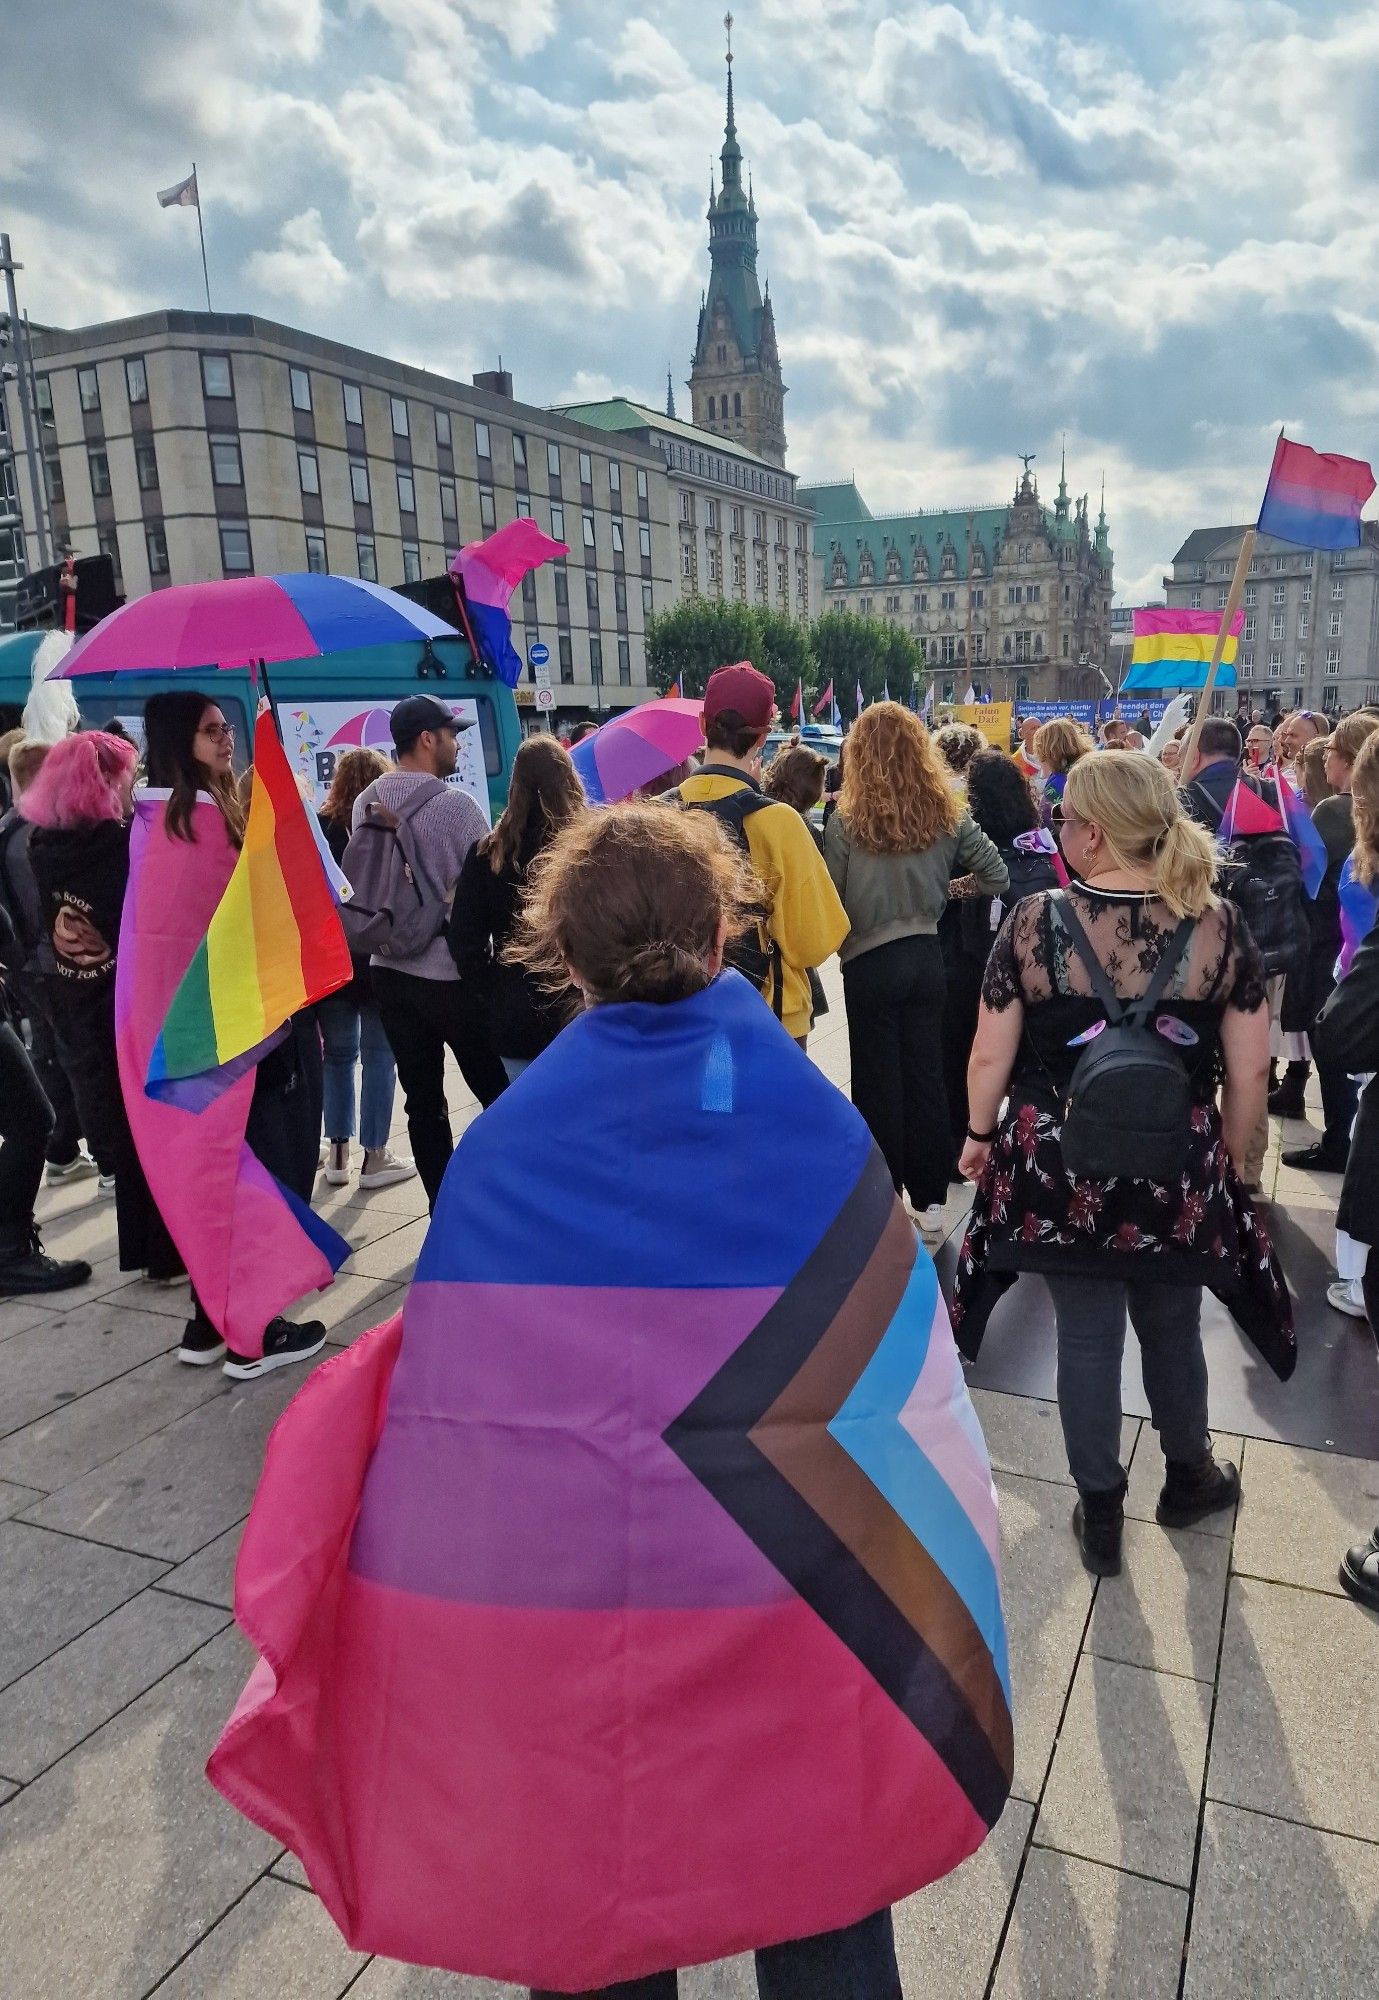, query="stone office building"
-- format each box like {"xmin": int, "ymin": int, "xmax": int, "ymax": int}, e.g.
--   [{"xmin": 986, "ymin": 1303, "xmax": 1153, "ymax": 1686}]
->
[
  {"xmin": 2, "ymin": 310, "xmax": 676, "ymax": 721},
  {"xmin": 1164, "ymin": 524, "xmax": 1379, "ymax": 717}
]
